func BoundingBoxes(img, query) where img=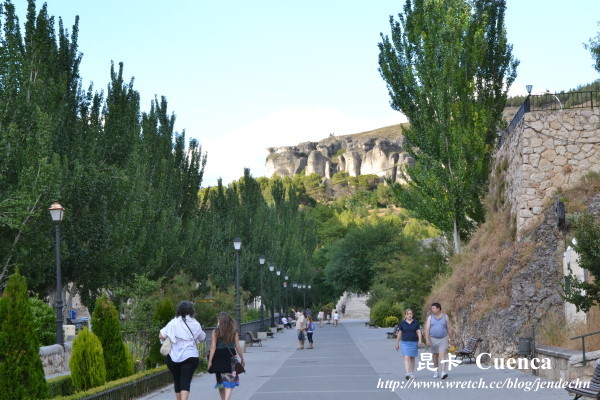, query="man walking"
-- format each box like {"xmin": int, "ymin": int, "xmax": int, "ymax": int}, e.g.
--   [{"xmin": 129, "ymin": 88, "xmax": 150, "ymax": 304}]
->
[{"xmin": 424, "ymin": 302, "xmax": 454, "ymax": 379}]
